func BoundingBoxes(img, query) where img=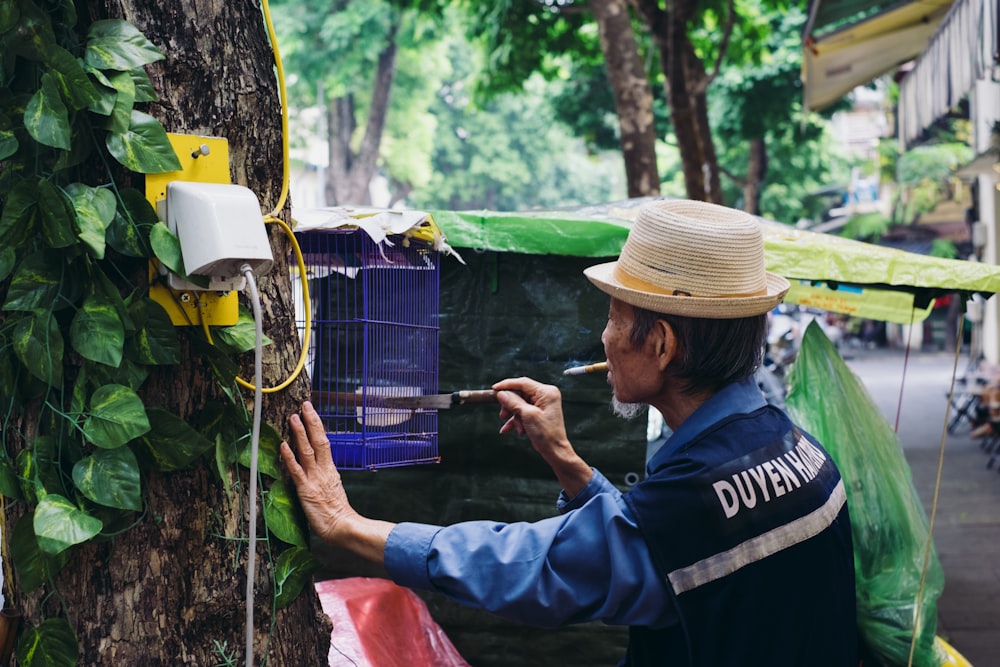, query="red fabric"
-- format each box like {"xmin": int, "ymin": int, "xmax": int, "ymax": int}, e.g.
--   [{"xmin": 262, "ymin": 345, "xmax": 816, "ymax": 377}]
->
[{"xmin": 315, "ymin": 578, "xmax": 470, "ymax": 667}]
